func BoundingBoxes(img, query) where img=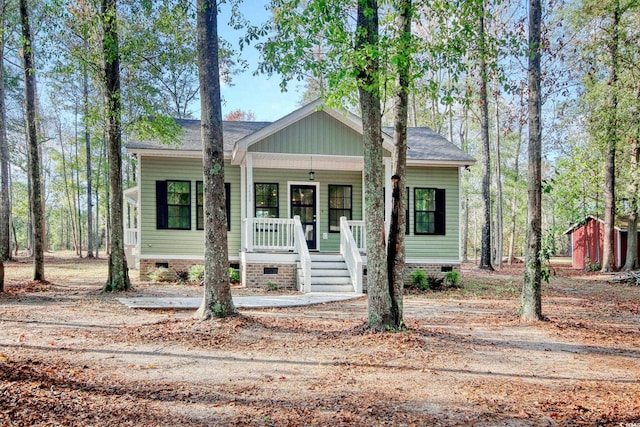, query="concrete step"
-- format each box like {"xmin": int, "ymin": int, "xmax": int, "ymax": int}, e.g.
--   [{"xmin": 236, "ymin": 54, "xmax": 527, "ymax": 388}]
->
[
  {"xmin": 310, "ymin": 254, "xmax": 343, "ymax": 262},
  {"xmin": 311, "ymin": 261, "xmax": 349, "ymax": 270},
  {"xmin": 310, "ymin": 284, "xmax": 355, "ymax": 293},
  {"xmin": 311, "ymin": 268, "xmax": 350, "ymax": 277},
  {"xmin": 310, "ymin": 275, "xmax": 352, "ymax": 285}
]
